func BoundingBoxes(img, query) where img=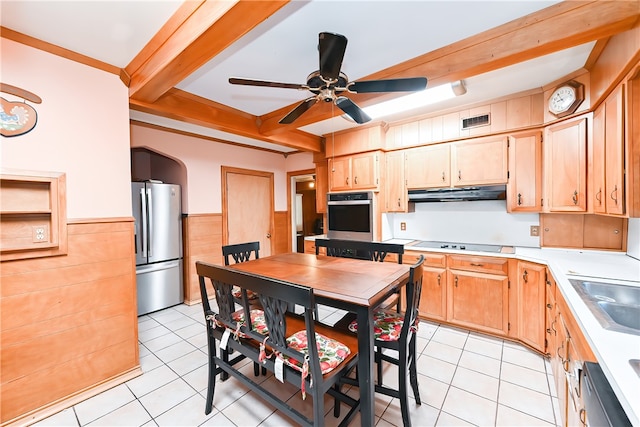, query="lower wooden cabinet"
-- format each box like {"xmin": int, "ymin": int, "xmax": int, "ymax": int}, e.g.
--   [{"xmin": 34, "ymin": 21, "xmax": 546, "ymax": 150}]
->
[
  {"xmin": 303, "ymin": 239, "xmax": 325, "ymax": 255},
  {"xmin": 446, "ymin": 255, "xmax": 509, "ymax": 336},
  {"xmin": 516, "ymin": 261, "xmax": 546, "ymax": 351}
]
